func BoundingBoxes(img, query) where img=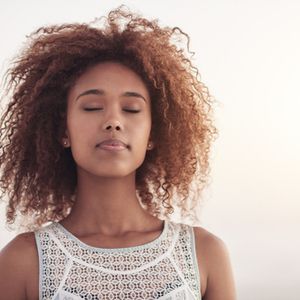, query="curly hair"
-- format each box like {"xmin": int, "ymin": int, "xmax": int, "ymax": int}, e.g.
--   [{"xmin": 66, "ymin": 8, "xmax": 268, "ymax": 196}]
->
[{"xmin": 0, "ymin": 6, "xmax": 217, "ymax": 229}]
